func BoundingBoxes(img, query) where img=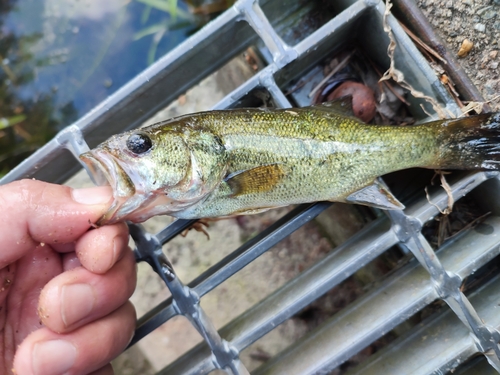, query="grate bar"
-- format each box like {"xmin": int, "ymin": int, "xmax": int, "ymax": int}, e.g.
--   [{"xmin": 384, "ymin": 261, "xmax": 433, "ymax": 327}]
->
[
  {"xmin": 348, "ymin": 272, "xmax": 500, "ymax": 375},
  {"xmin": 408, "ymin": 172, "xmax": 494, "ymax": 224},
  {"xmin": 132, "ymin": 302, "xmax": 177, "ymax": 347},
  {"xmin": 388, "ymin": 183, "xmax": 500, "ymax": 371},
  {"xmin": 130, "ymin": 223, "xmax": 250, "ymax": 374},
  {"xmin": 156, "ymin": 171, "xmax": 500, "ymax": 373},
  {"xmin": 158, "ymin": 216, "xmax": 397, "ymax": 374},
  {"xmin": 235, "ymin": 0, "xmax": 297, "ymax": 66},
  {"xmin": 224, "ymin": 217, "xmax": 397, "ymax": 350},
  {"xmin": 192, "ymin": 202, "xmax": 332, "ymax": 297},
  {"xmin": 258, "ymin": 70, "xmax": 292, "ymax": 109},
  {"xmin": 130, "ymin": 202, "xmax": 331, "ymax": 348},
  {"xmin": 251, "ymin": 215, "xmax": 500, "ymax": 374}
]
